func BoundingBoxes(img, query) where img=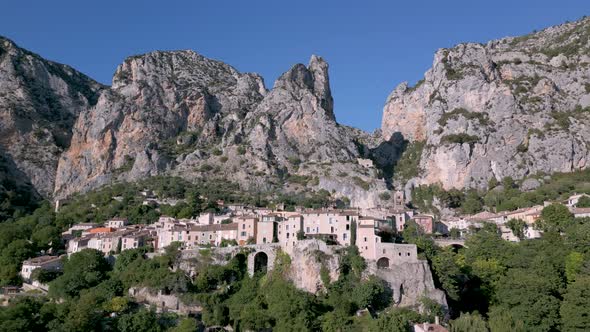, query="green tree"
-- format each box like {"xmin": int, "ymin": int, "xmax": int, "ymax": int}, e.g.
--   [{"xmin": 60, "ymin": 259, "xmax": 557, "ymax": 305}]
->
[
  {"xmin": 116, "ymin": 308, "xmax": 163, "ymax": 332},
  {"xmin": 49, "ymin": 249, "xmax": 110, "ymax": 299},
  {"xmin": 431, "ymin": 248, "xmax": 463, "ymax": 302},
  {"xmin": 494, "ymin": 269, "xmax": 561, "ymax": 331},
  {"xmin": 169, "ymin": 317, "xmax": 199, "ymax": 332},
  {"xmin": 560, "ymin": 276, "xmax": 590, "ymax": 331},
  {"xmin": 575, "ymin": 195, "xmax": 590, "ymax": 207},
  {"xmin": 487, "ymin": 306, "xmax": 525, "ymax": 332},
  {"xmin": 538, "ymin": 204, "xmax": 574, "ymax": 232},
  {"xmin": 564, "ymin": 251, "xmax": 585, "ymax": 284},
  {"xmin": 0, "ymin": 297, "xmax": 47, "ymax": 332},
  {"xmin": 461, "ymin": 190, "xmax": 484, "ymax": 214},
  {"xmin": 350, "ymin": 276, "xmax": 390, "ymax": 310},
  {"xmin": 369, "ymin": 307, "xmax": 422, "ymax": 332},
  {"xmin": 450, "ymin": 312, "xmax": 488, "ymax": 332},
  {"xmin": 506, "ymin": 219, "xmax": 526, "ymax": 240}
]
